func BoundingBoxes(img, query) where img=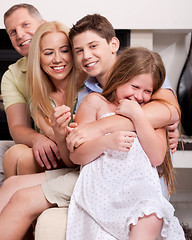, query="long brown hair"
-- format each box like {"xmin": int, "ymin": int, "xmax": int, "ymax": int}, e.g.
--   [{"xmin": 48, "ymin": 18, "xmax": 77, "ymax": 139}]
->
[{"xmin": 103, "ymin": 47, "xmax": 179, "ymax": 195}]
